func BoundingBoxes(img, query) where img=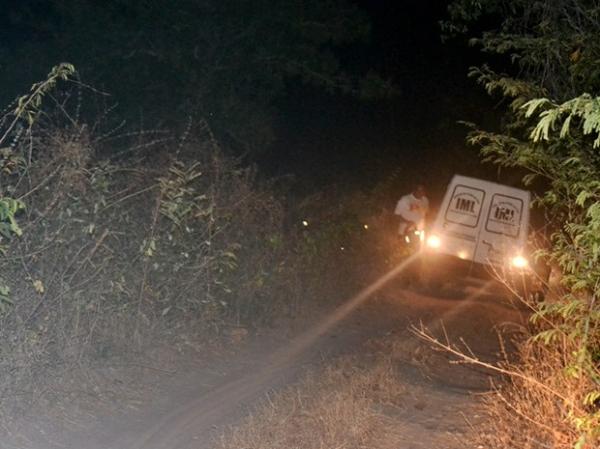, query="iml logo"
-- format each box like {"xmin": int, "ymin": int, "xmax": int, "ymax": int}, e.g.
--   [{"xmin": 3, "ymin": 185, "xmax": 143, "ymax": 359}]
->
[
  {"xmin": 445, "ymin": 188, "xmax": 483, "ymax": 227},
  {"xmin": 454, "ymin": 196, "xmax": 475, "ymax": 213},
  {"xmin": 493, "ymin": 204, "xmax": 516, "ymax": 223}
]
